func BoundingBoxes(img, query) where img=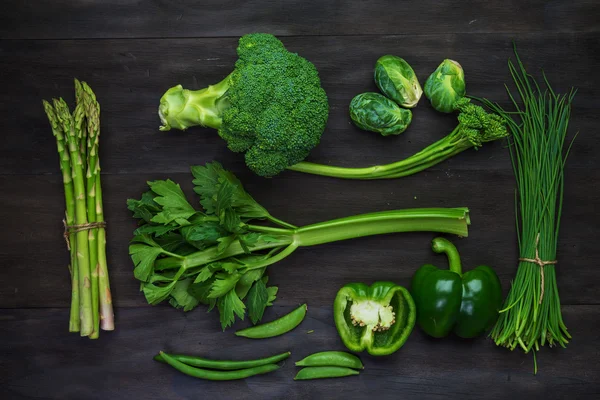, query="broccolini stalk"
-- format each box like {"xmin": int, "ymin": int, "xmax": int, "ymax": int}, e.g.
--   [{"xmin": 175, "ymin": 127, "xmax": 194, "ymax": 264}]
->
[
  {"xmin": 288, "ymin": 98, "xmax": 508, "ymax": 179},
  {"xmin": 128, "ymin": 162, "xmax": 471, "ymax": 330}
]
